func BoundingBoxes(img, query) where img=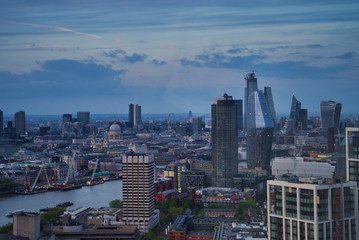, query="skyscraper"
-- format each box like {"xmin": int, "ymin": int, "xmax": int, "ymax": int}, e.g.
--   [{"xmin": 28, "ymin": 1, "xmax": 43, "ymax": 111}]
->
[
  {"xmin": 77, "ymin": 111, "xmax": 90, "ymax": 125},
  {"xmin": 320, "ymin": 100, "xmax": 342, "ymax": 136},
  {"xmin": 244, "ymin": 72, "xmax": 258, "ymax": 131},
  {"xmin": 211, "ymin": 93, "xmax": 238, "ymax": 187},
  {"xmin": 264, "ymin": 87, "xmax": 277, "ymax": 130},
  {"xmin": 192, "ymin": 117, "xmax": 202, "ymax": 135},
  {"xmin": 234, "ymin": 99, "xmax": 243, "ymax": 131},
  {"xmin": 247, "ymin": 90, "xmax": 274, "ymax": 174},
  {"xmin": 0, "ymin": 109, "xmax": 3, "ymax": 134},
  {"xmin": 62, "ymin": 114, "xmax": 72, "ymax": 124},
  {"xmin": 129, "ymin": 103, "xmax": 142, "ymax": 128},
  {"xmin": 122, "ymin": 153, "xmax": 158, "ymax": 233},
  {"xmin": 290, "ymin": 95, "xmax": 301, "ymax": 120},
  {"xmin": 289, "ymin": 95, "xmax": 308, "ymax": 131},
  {"xmin": 14, "ymin": 110, "xmax": 25, "ymax": 135}
]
